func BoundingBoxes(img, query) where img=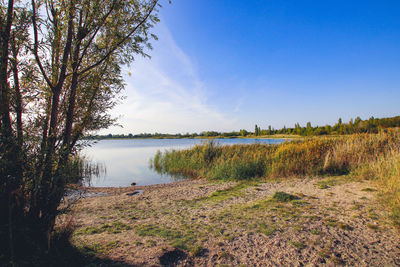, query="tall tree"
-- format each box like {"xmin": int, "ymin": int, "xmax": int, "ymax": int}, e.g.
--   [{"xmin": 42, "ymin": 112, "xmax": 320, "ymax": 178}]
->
[{"xmin": 0, "ymin": 0, "xmax": 160, "ymax": 262}]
